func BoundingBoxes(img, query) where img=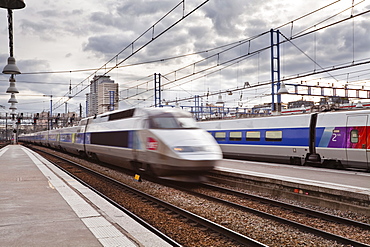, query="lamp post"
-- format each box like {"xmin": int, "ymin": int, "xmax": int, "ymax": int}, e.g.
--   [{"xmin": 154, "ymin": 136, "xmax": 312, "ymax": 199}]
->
[
  {"xmin": 1, "ymin": 0, "xmax": 26, "ymax": 144},
  {"xmin": 43, "ymin": 95, "xmax": 53, "ymax": 130},
  {"xmin": 276, "ymin": 82, "xmax": 289, "ymax": 114},
  {"xmin": 0, "ymin": 105, "xmax": 7, "ymax": 141},
  {"xmin": 1, "ymin": 1, "xmax": 25, "ymax": 74},
  {"xmin": 215, "ymin": 93, "xmax": 225, "ymax": 119}
]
